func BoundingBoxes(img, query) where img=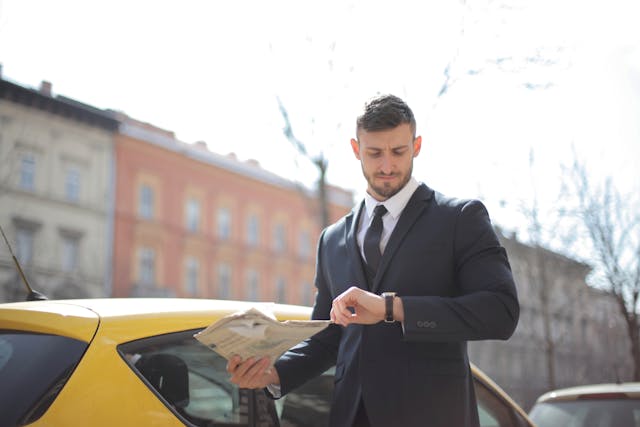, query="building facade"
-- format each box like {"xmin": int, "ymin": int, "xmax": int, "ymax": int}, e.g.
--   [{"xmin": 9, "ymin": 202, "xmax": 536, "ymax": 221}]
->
[
  {"xmin": 112, "ymin": 114, "xmax": 353, "ymax": 305},
  {"xmin": 0, "ymin": 77, "xmax": 118, "ymax": 301},
  {"xmin": 0, "ymin": 74, "xmax": 353, "ymax": 305},
  {"xmin": 469, "ymin": 230, "xmax": 633, "ymax": 410}
]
